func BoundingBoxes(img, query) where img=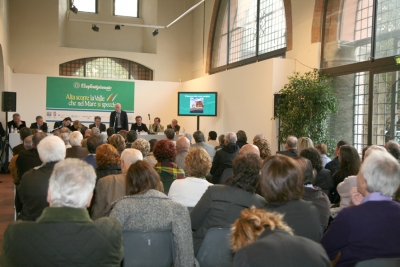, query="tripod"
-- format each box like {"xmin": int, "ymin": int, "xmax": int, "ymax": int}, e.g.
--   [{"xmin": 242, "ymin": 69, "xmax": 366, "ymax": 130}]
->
[{"xmin": 0, "ymin": 112, "xmax": 11, "ymax": 174}]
